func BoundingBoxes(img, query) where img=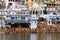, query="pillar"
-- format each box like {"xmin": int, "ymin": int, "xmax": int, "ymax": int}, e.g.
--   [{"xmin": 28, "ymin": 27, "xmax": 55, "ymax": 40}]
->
[
  {"xmin": 6, "ymin": 0, "xmax": 8, "ymax": 9},
  {"xmin": 42, "ymin": 9, "xmax": 44, "ymax": 15}
]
